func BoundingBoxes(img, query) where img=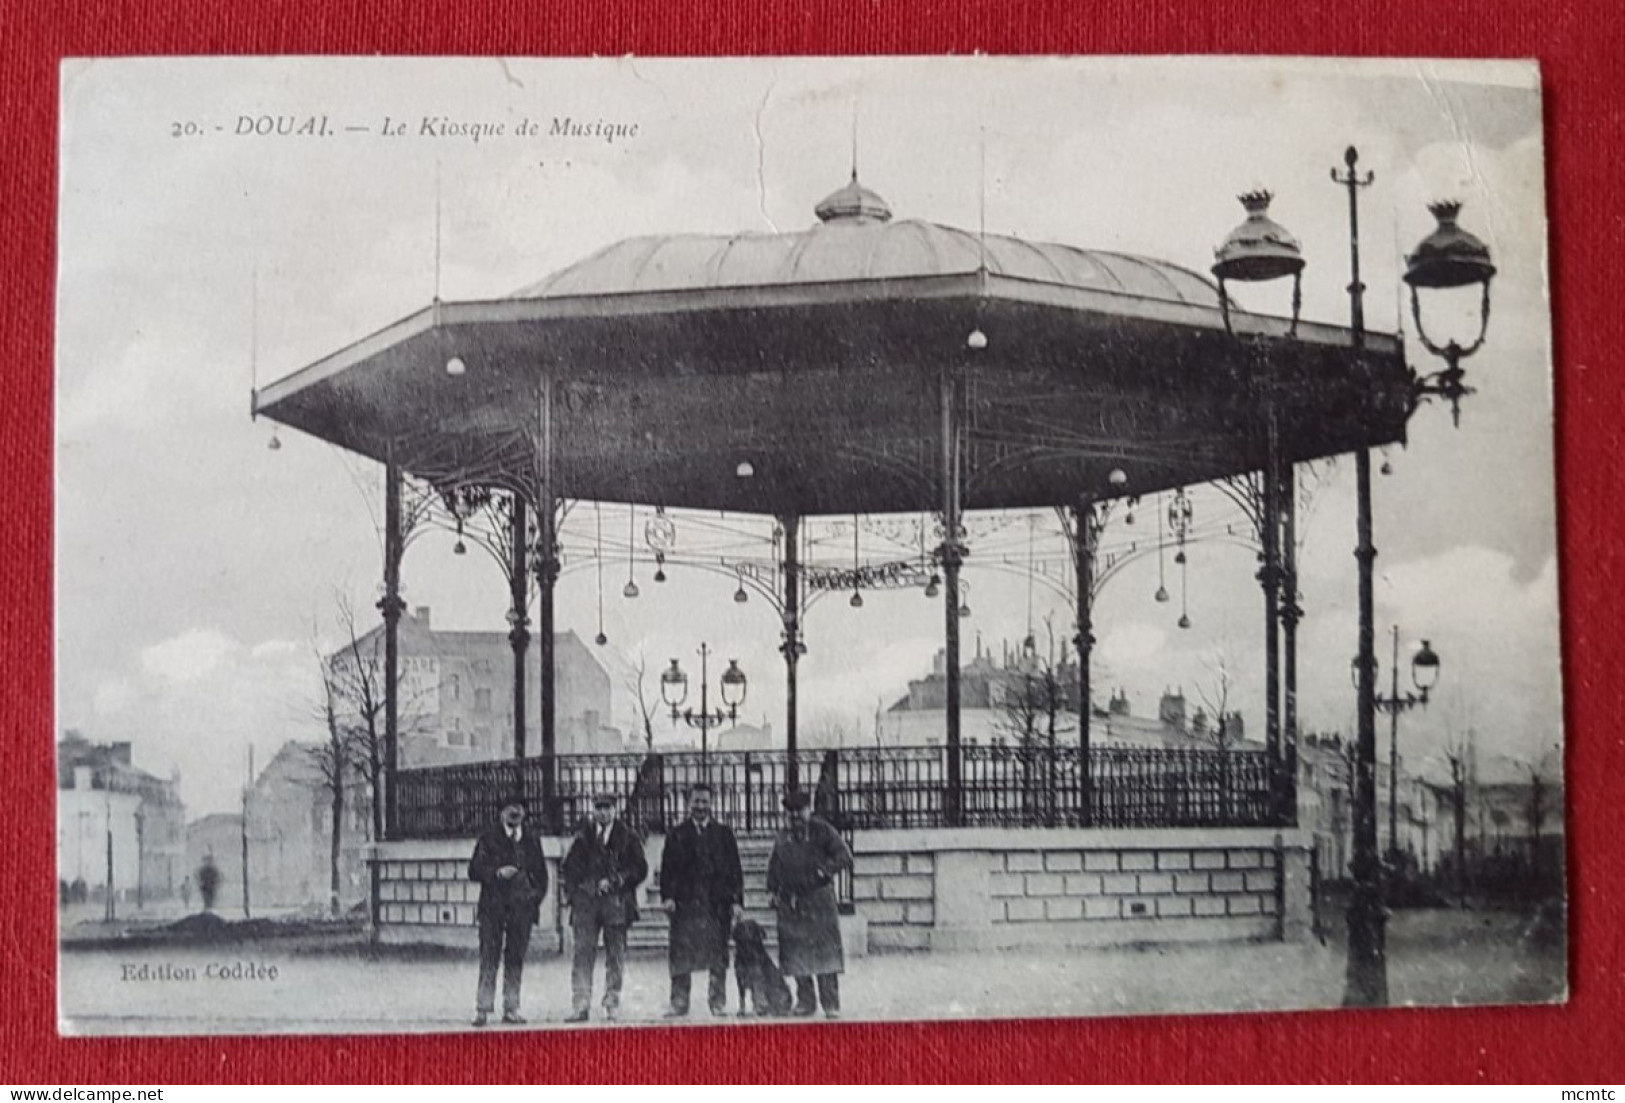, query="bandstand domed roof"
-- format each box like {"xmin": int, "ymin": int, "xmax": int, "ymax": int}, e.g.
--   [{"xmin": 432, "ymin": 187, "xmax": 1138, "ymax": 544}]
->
[{"xmin": 510, "ymin": 175, "xmax": 1220, "ymax": 308}]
